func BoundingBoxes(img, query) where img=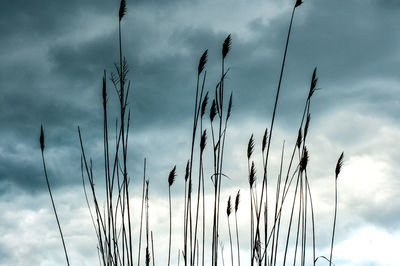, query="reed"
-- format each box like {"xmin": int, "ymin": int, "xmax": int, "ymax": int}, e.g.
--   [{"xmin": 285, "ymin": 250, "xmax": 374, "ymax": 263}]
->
[
  {"xmin": 168, "ymin": 166, "xmax": 176, "ymax": 266},
  {"xmin": 40, "ymin": 126, "xmax": 70, "ymax": 266},
  {"xmin": 234, "ymin": 190, "xmax": 240, "ymax": 266},
  {"xmin": 39, "ymin": 1, "xmax": 347, "ymax": 266},
  {"xmin": 330, "ymin": 152, "xmax": 344, "ymax": 266}
]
